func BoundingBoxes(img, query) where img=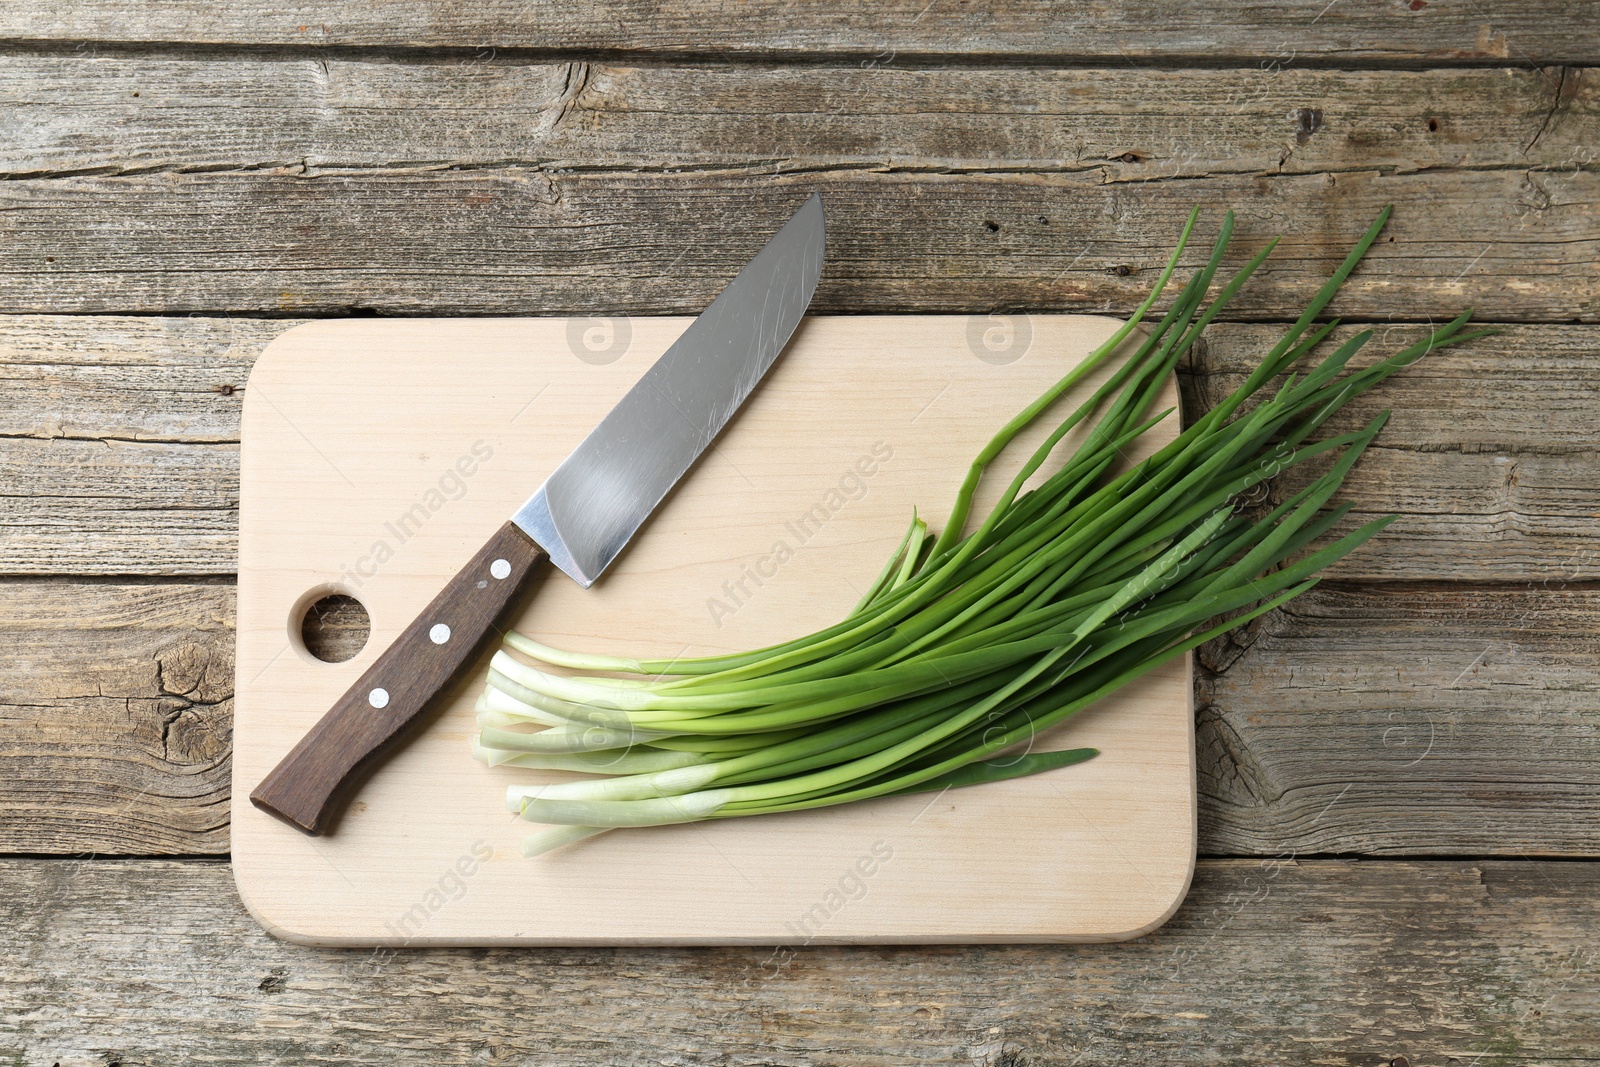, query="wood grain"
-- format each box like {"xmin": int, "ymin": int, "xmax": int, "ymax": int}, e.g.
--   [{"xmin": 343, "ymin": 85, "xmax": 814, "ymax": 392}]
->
[
  {"xmin": 1, "ymin": 0, "xmax": 1594, "ymax": 62},
  {"xmin": 297, "ymin": 592, "xmax": 369, "ymax": 662},
  {"xmin": 0, "ymin": 168, "xmax": 1594, "ymax": 320},
  {"xmin": 0, "ymin": 315, "xmax": 257, "ymax": 574},
  {"xmin": 0, "ymin": 314, "xmax": 260, "ymax": 441},
  {"xmin": 232, "ymin": 316, "xmax": 1195, "ymax": 945},
  {"xmin": 0, "ymin": 435, "xmax": 237, "ymax": 575},
  {"xmin": 1197, "ymin": 581, "xmax": 1600, "ymax": 858},
  {"xmin": 2, "ymin": 856, "xmax": 1597, "ymax": 1064},
  {"xmin": 1190, "ymin": 322, "xmax": 1600, "ymax": 582},
  {"xmin": 0, "ymin": 59, "xmax": 1590, "ymax": 179},
  {"xmin": 0, "ymin": 580, "xmax": 233, "ymax": 855},
  {"xmin": 3, "ymin": 317, "xmax": 1594, "ymax": 579}
]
